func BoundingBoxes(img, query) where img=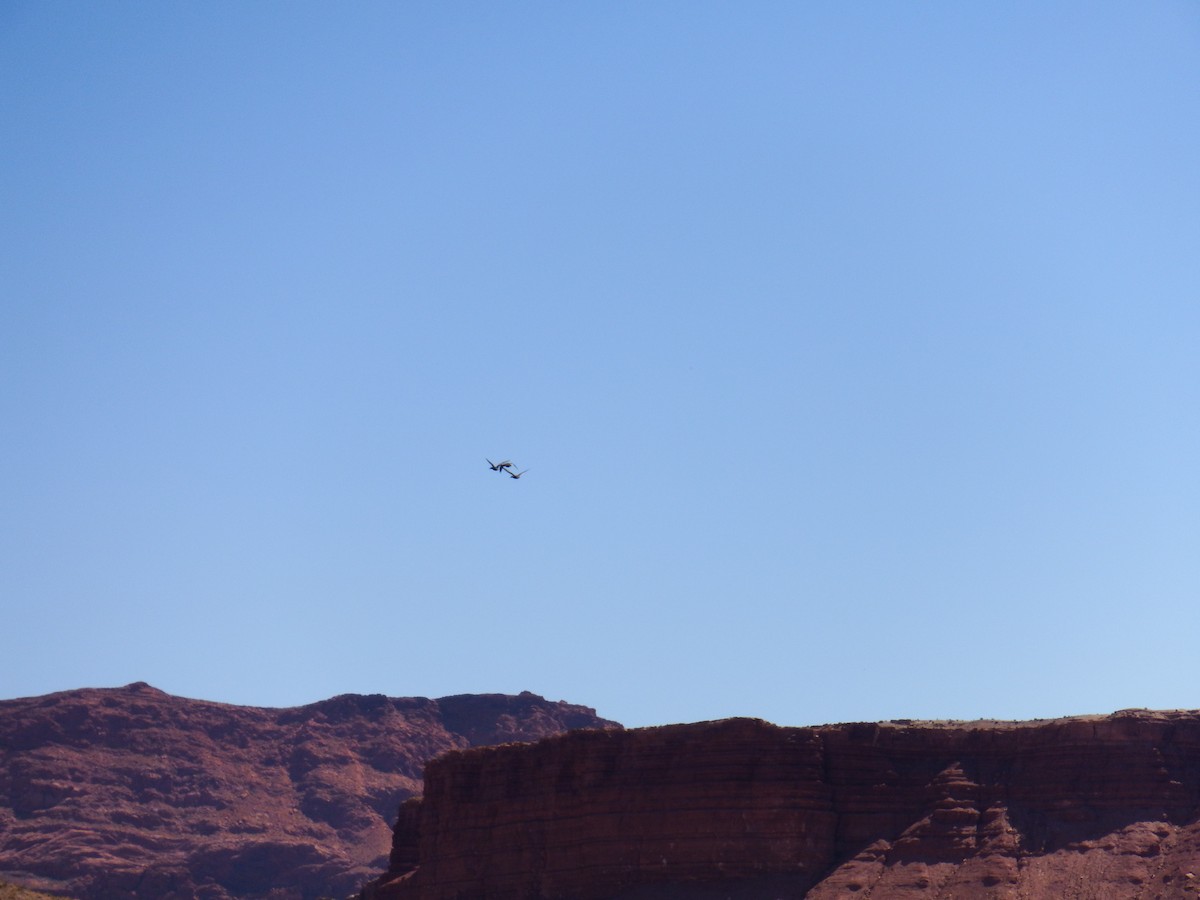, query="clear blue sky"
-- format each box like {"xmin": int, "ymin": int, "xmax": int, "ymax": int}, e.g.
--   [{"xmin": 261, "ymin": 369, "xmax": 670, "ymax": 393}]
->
[{"xmin": 3, "ymin": 2, "xmax": 1197, "ymax": 729}]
